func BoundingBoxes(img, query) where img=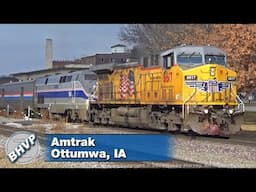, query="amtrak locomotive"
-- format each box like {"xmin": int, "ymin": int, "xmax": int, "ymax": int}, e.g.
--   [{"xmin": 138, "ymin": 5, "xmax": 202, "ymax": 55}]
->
[{"xmin": 0, "ymin": 70, "xmax": 97, "ymax": 122}]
